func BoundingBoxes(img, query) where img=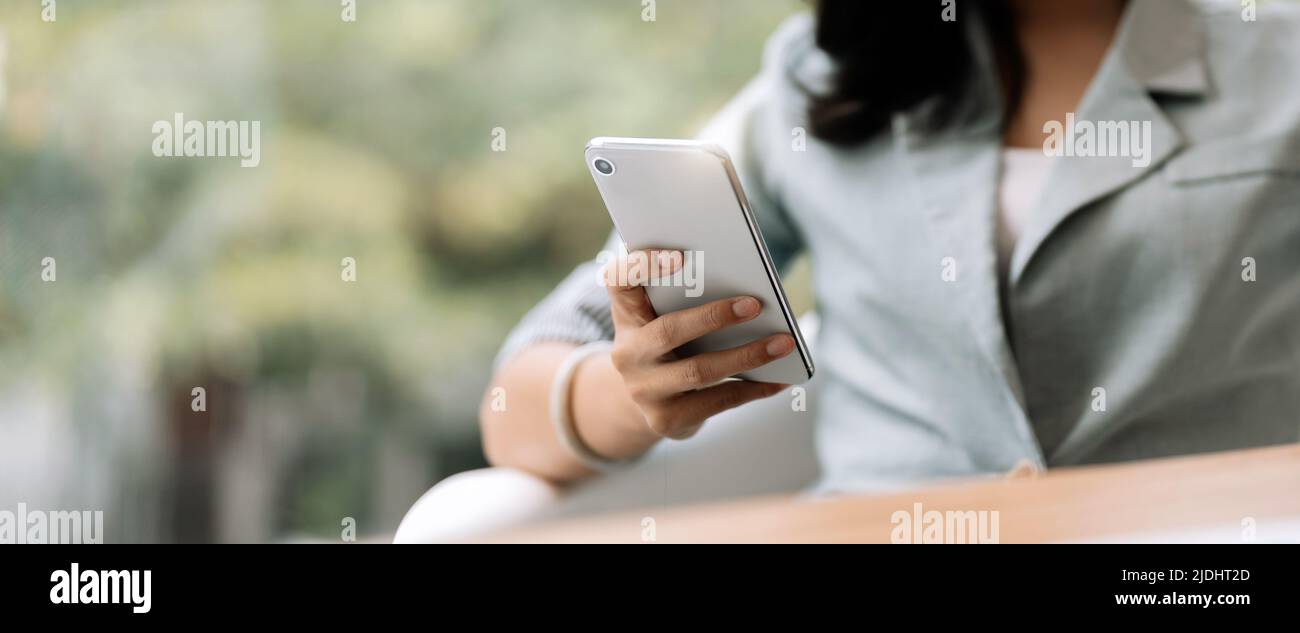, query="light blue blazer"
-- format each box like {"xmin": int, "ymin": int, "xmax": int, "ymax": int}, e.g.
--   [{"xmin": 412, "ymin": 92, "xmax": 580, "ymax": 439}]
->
[{"xmin": 498, "ymin": 0, "xmax": 1300, "ymax": 491}]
